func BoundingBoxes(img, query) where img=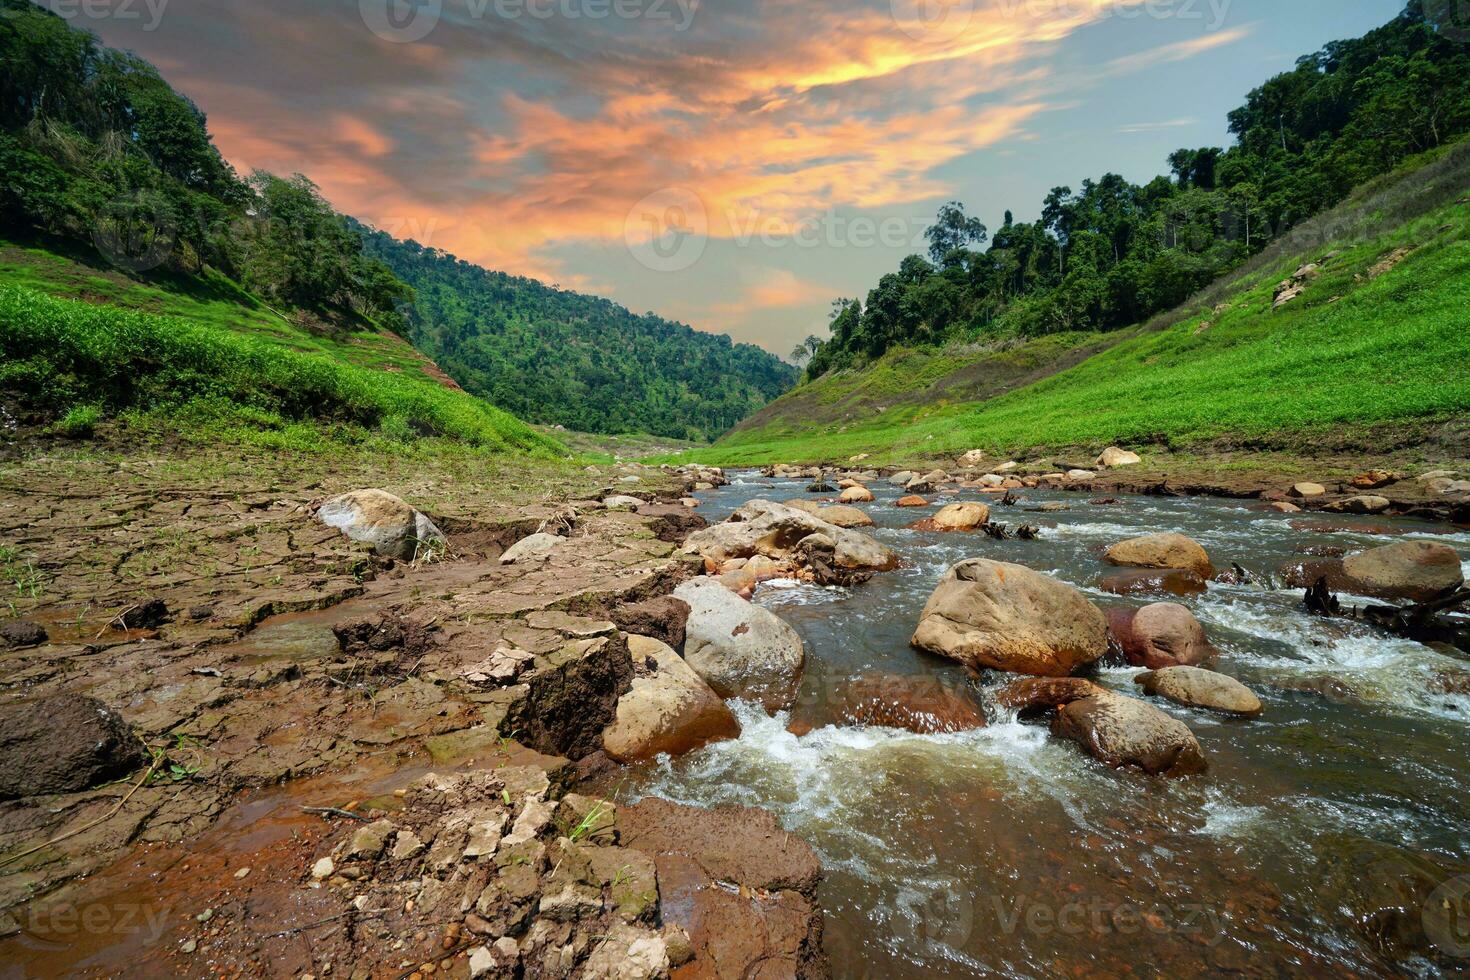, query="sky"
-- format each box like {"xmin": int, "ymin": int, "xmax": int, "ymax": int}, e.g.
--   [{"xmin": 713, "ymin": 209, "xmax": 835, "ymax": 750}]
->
[{"xmin": 53, "ymin": 0, "xmax": 1405, "ymax": 356}]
